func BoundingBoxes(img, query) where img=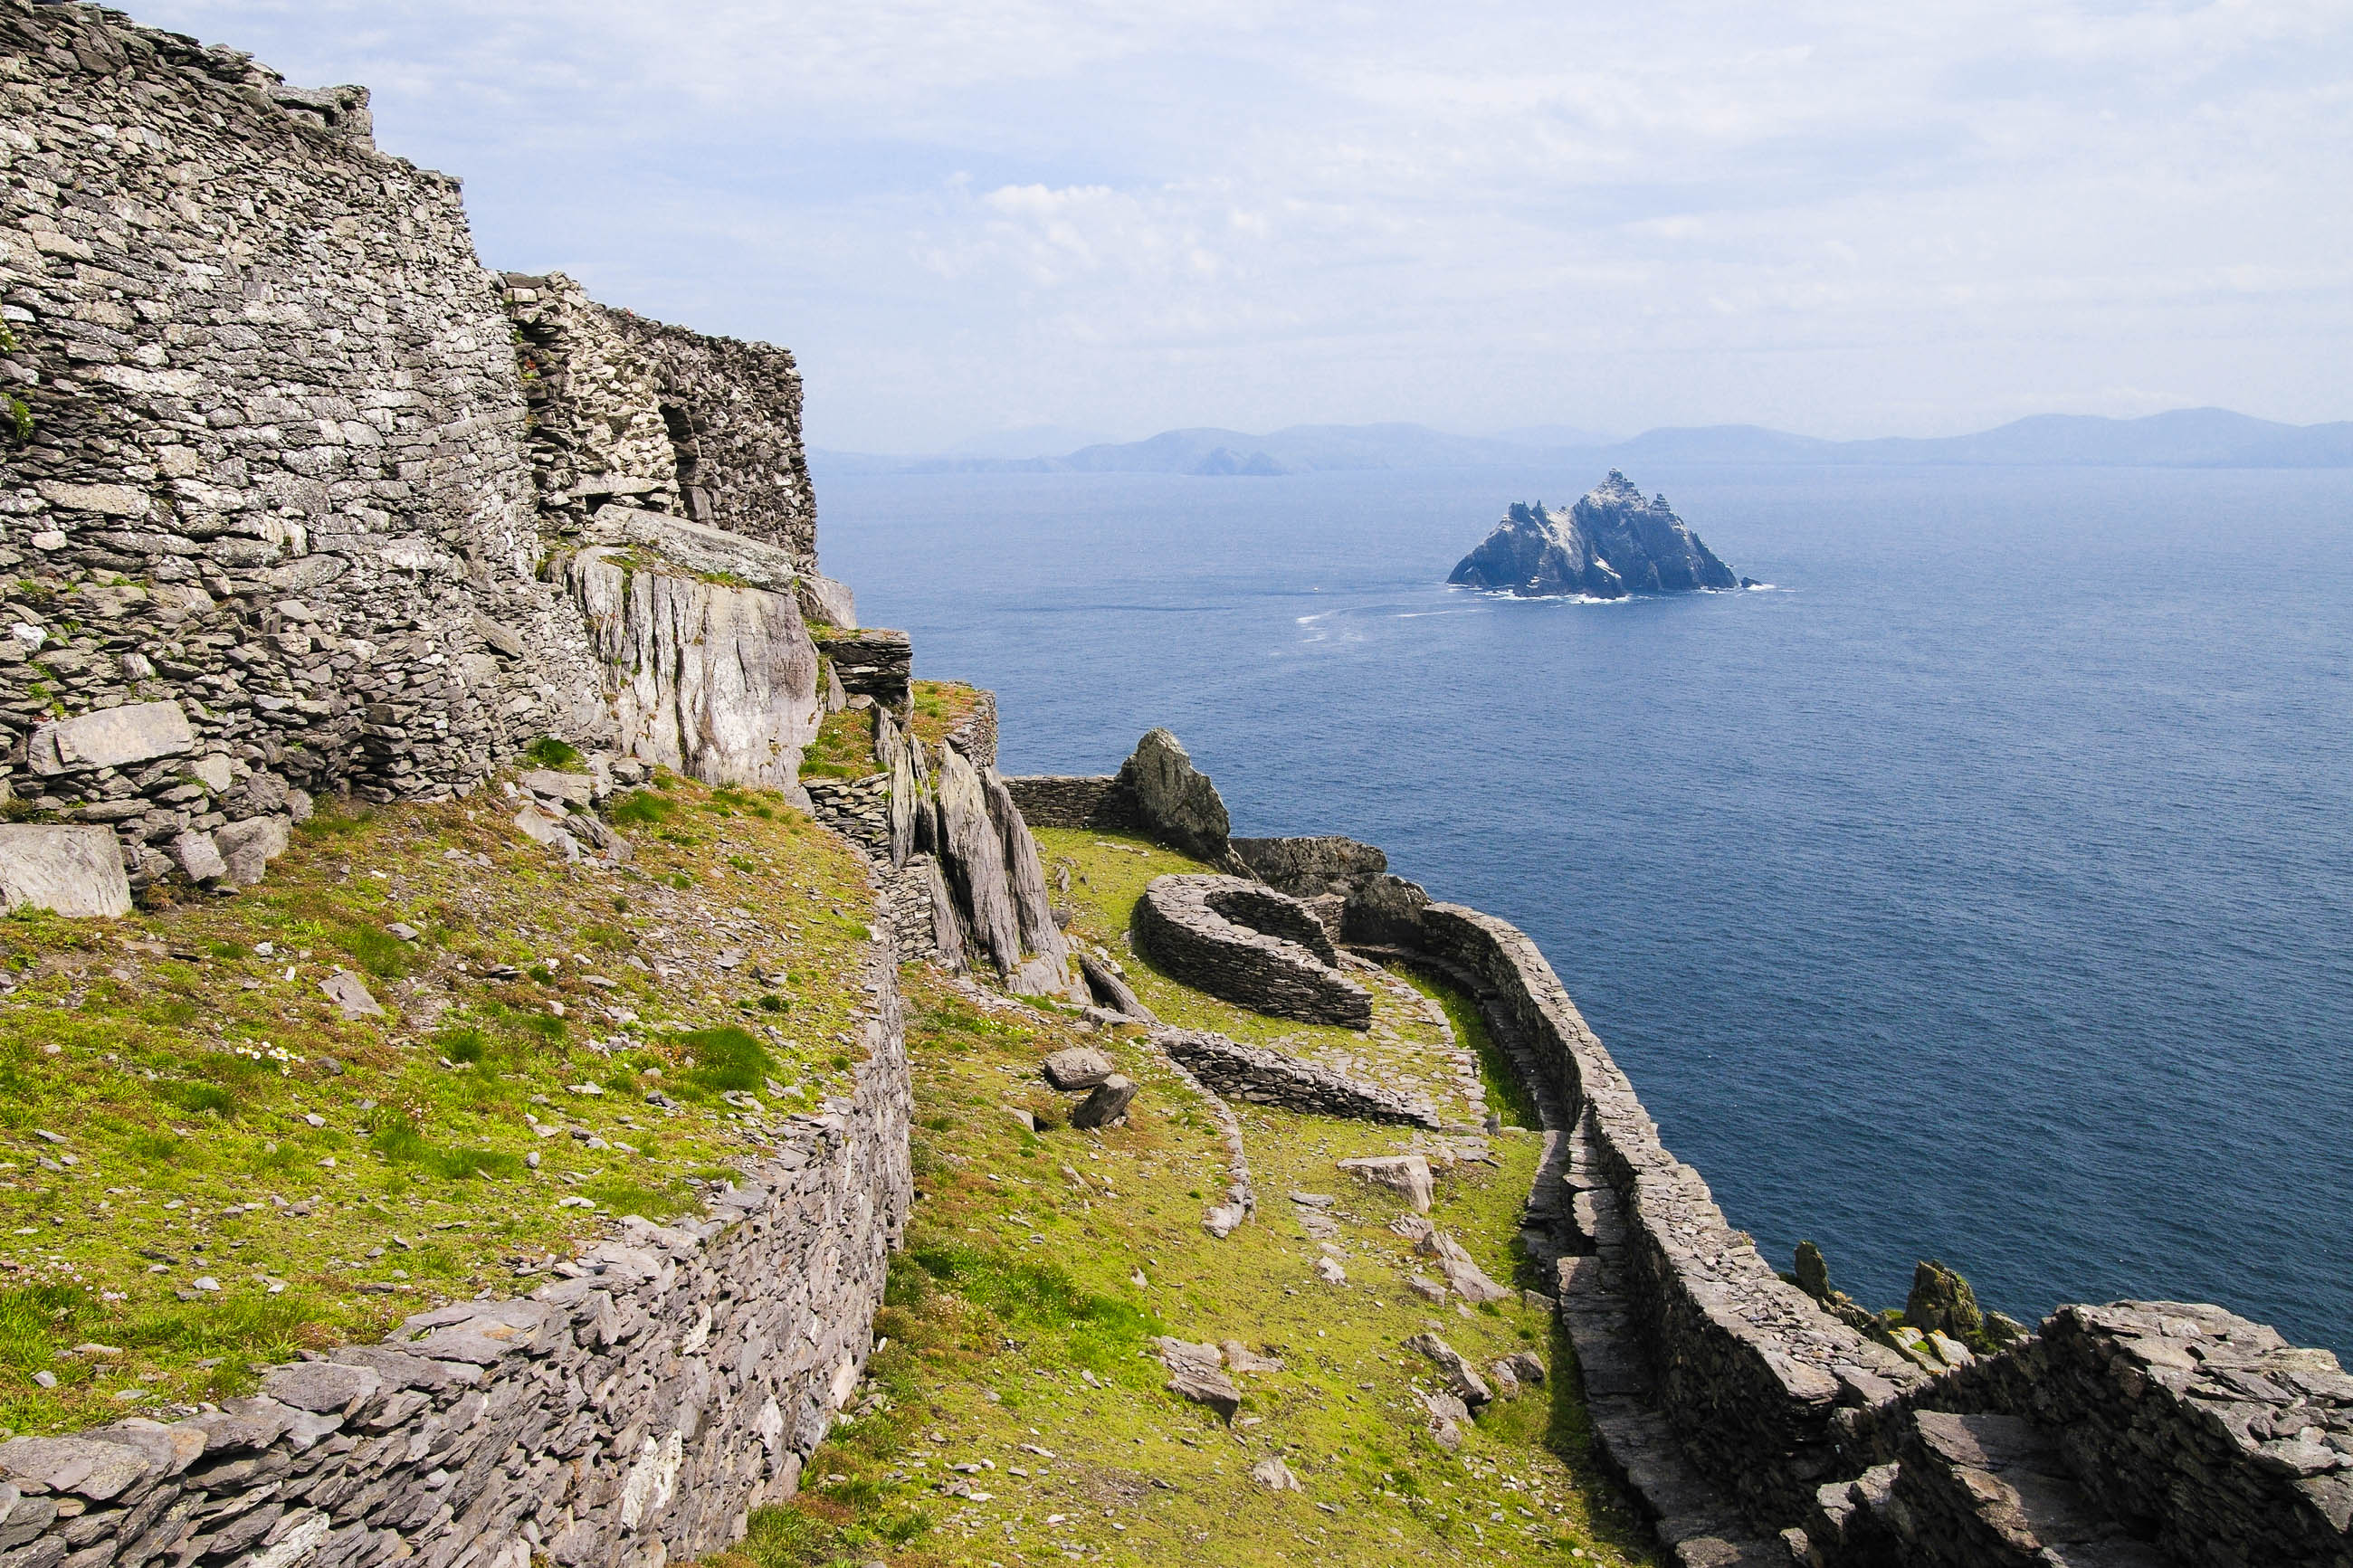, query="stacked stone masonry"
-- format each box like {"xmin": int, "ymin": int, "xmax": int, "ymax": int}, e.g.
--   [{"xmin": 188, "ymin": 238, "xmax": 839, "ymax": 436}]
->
[
  {"xmin": 0, "ymin": 936, "xmax": 912, "ymax": 1568},
  {"xmin": 939, "ymin": 688, "xmax": 996, "ymax": 772},
  {"xmin": 1000, "ymin": 774, "xmax": 1138, "ymax": 831},
  {"xmin": 1130, "ymin": 873, "xmax": 1373, "ymax": 1028},
  {"xmin": 0, "ymin": 1, "xmax": 610, "ymax": 889},
  {"xmin": 811, "ymin": 631, "xmax": 910, "ymax": 717},
  {"xmin": 1151, "ymin": 1027, "xmax": 1442, "ymax": 1127},
  {"xmin": 0, "ymin": 2, "xmax": 852, "ymax": 898},
  {"xmin": 501, "ymin": 273, "xmax": 815, "ymax": 570},
  {"xmin": 1814, "ymin": 1300, "xmax": 2353, "ymax": 1567}
]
